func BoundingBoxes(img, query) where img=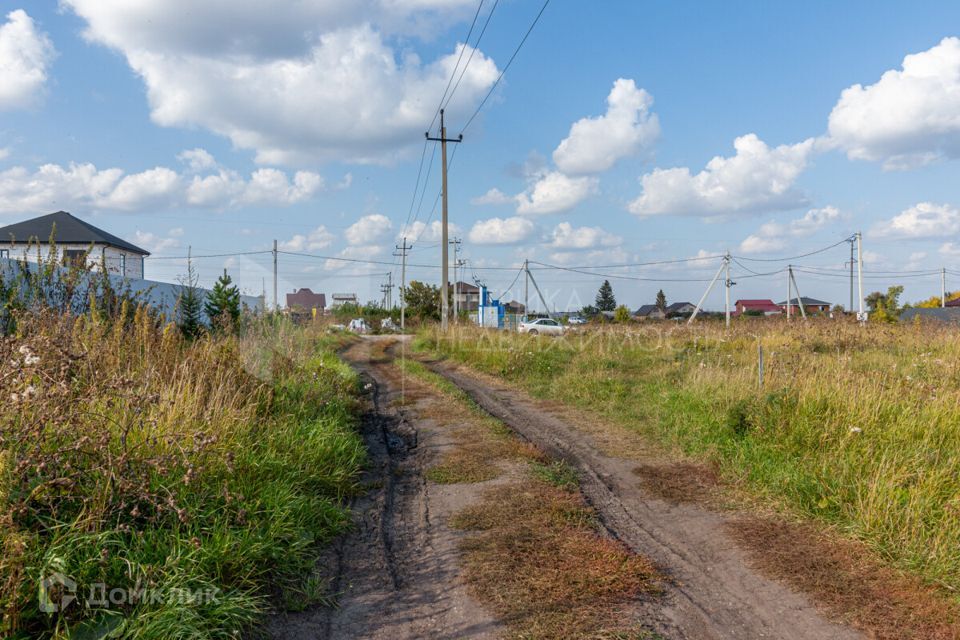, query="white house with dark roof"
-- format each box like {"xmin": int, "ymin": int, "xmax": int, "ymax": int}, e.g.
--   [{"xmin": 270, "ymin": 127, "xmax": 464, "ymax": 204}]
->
[{"xmin": 0, "ymin": 211, "xmax": 150, "ymax": 279}]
